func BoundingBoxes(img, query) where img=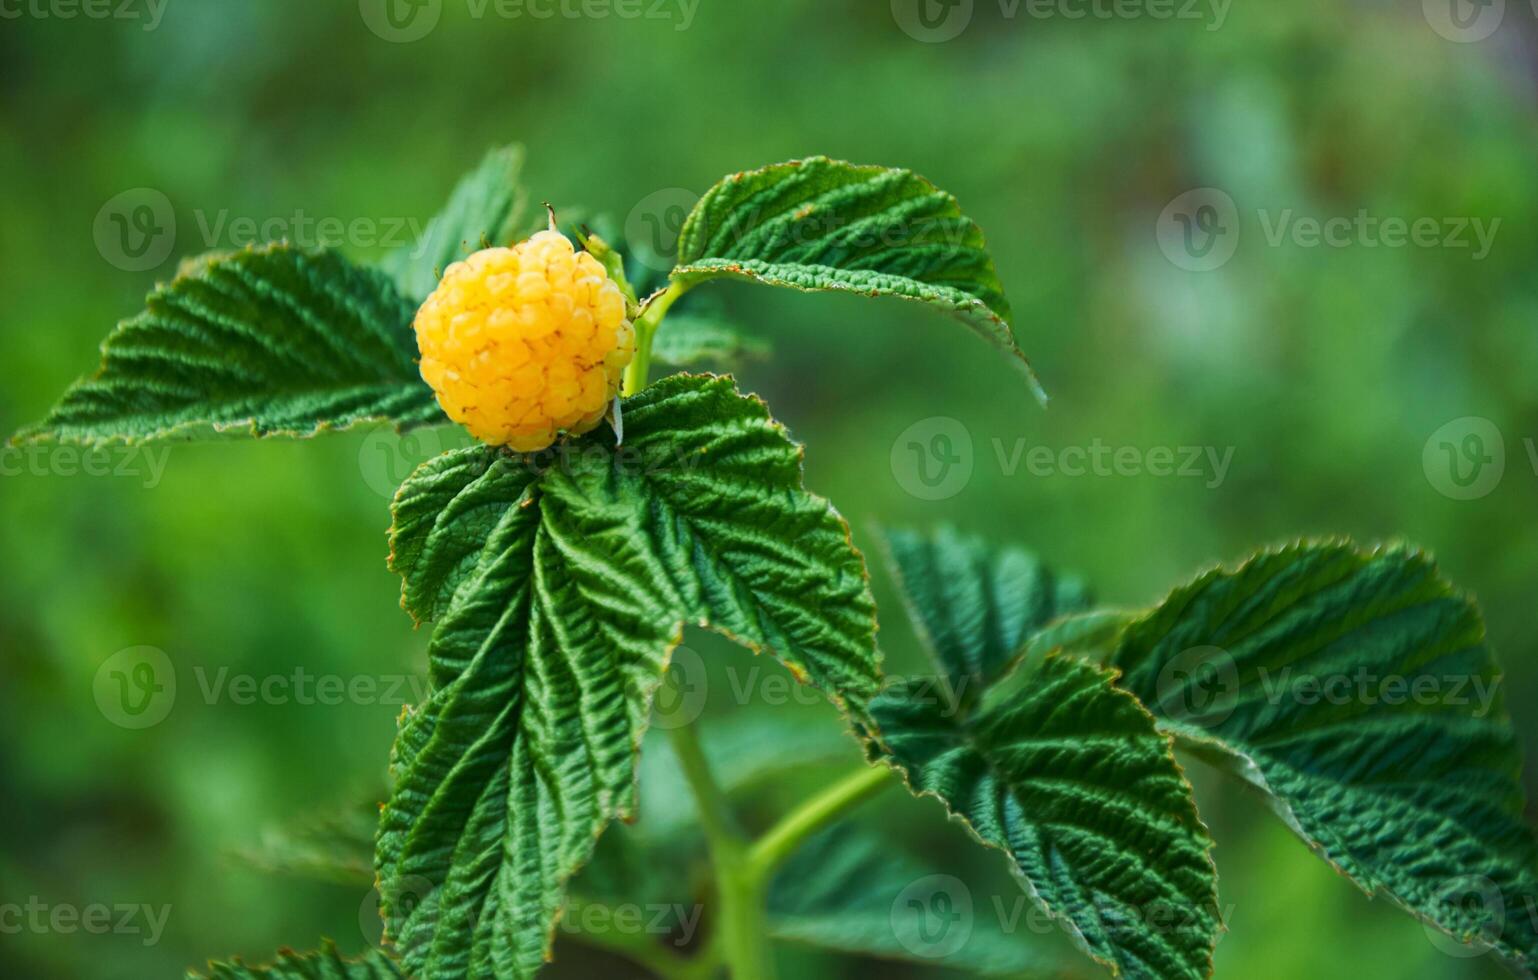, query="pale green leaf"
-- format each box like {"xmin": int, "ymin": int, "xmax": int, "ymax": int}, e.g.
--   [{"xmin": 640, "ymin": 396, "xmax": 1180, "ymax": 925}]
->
[
  {"xmin": 376, "ymin": 373, "xmax": 879, "ymax": 979},
  {"xmin": 651, "ymin": 312, "xmax": 770, "ymax": 369},
  {"xmin": 191, "ymin": 941, "xmax": 403, "ymax": 979},
  {"xmin": 383, "ymin": 144, "xmax": 529, "ymax": 300},
  {"xmin": 16, "ymin": 244, "xmax": 442, "ymax": 446},
  {"xmin": 236, "ymin": 795, "xmax": 379, "ymax": 887},
  {"xmin": 882, "ymin": 525, "xmax": 1089, "ymax": 711},
  {"xmin": 870, "ymin": 653, "xmax": 1220, "ymax": 980},
  {"xmin": 768, "ymin": 825, "xmax": 1085, "ymax": 977},
  {"xmin": 672, "ymin": 157, "xmax": 1041, "ymax": 399},
  {"xmin": 1109, "ymin": 540, "xmax": 1538, "ymax": 972}
]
